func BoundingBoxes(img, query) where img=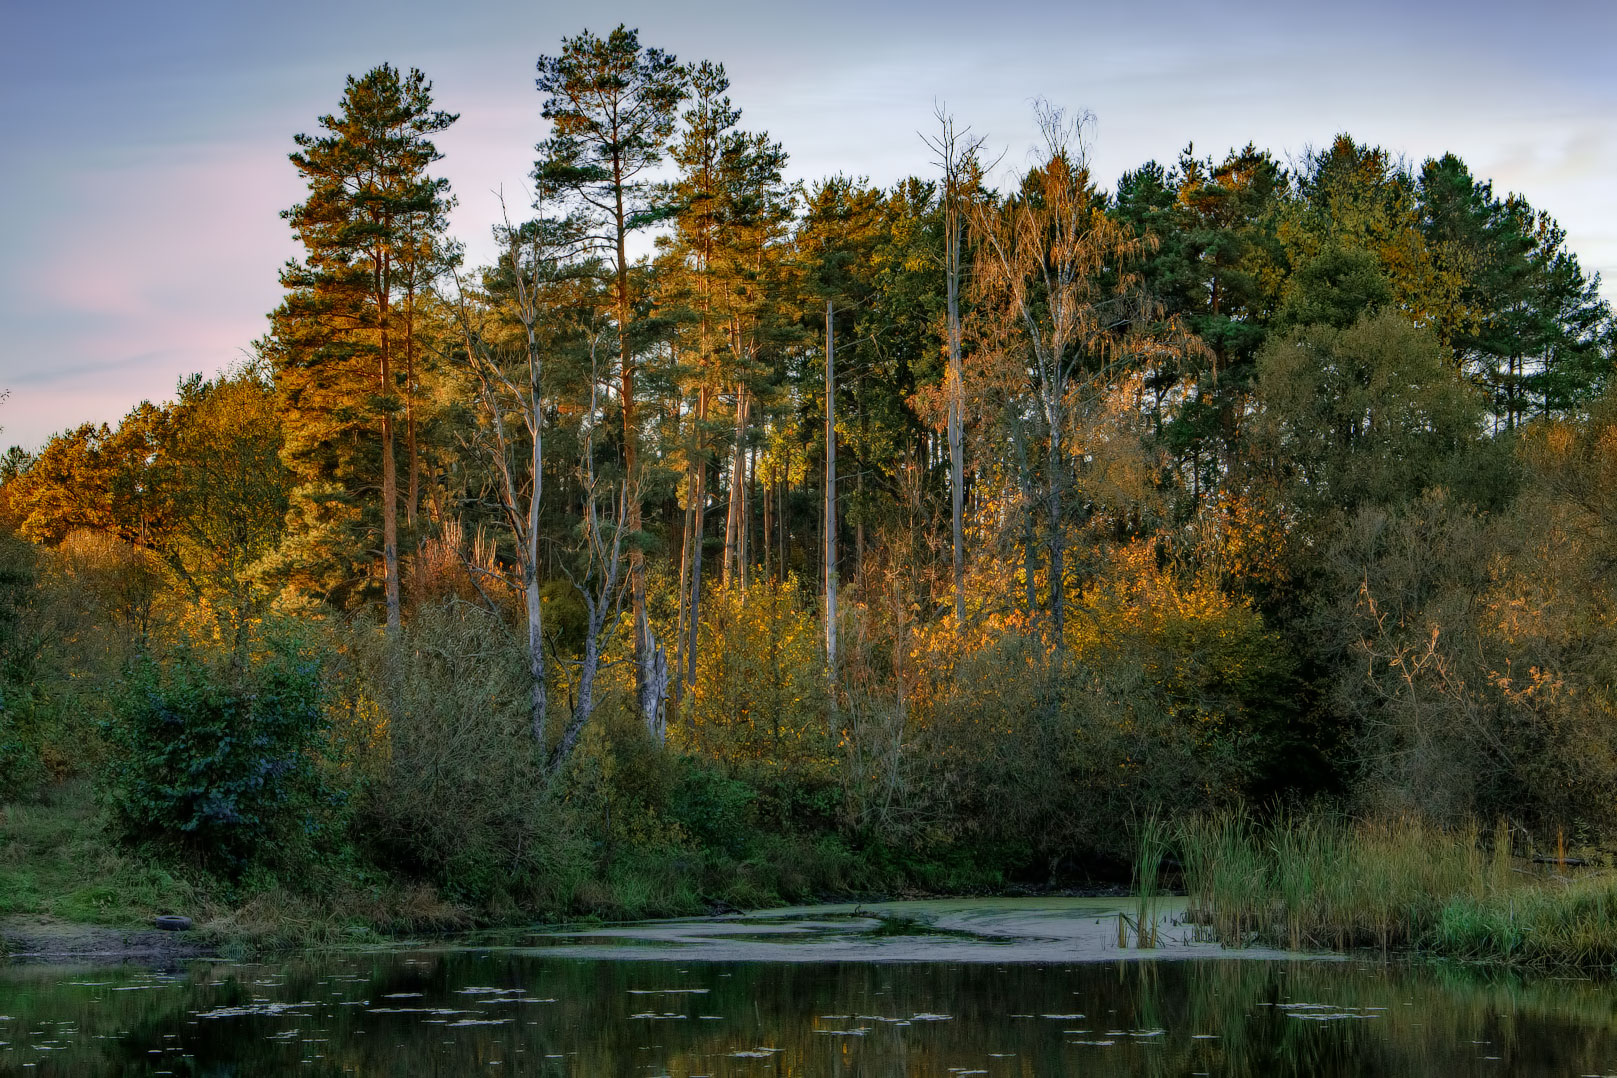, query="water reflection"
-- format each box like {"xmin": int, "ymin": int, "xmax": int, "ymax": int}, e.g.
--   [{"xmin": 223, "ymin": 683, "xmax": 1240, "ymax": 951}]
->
[{"xmin": 4, "ymin": 938, "xmax": 1617, "ymax": 1074}]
